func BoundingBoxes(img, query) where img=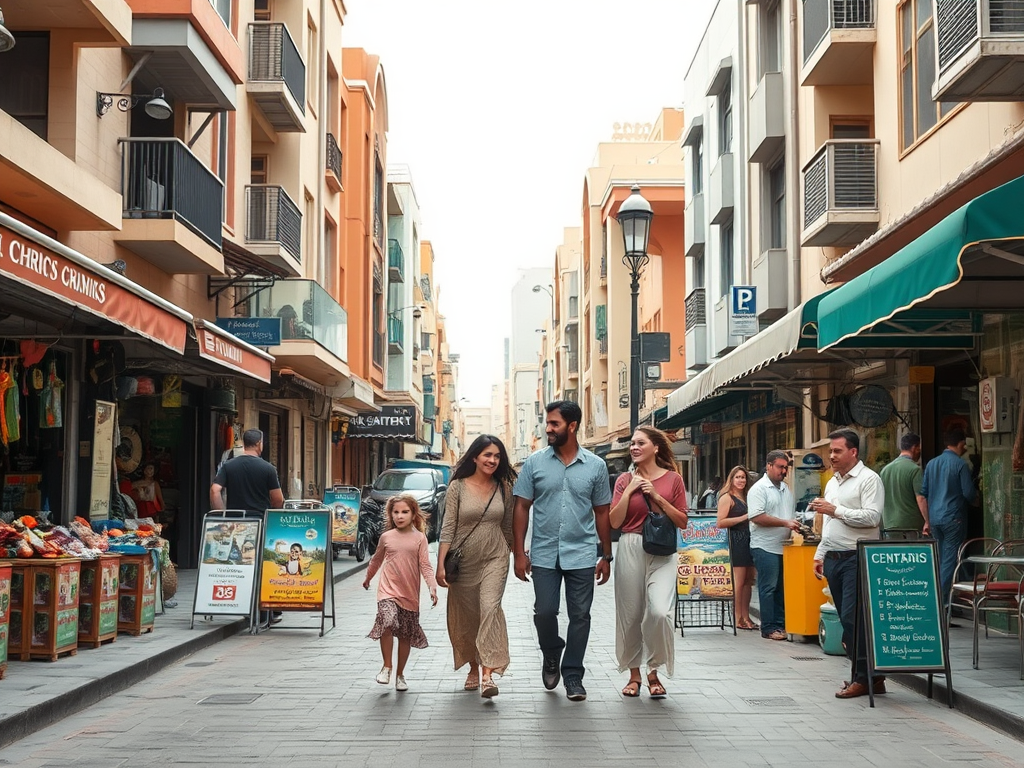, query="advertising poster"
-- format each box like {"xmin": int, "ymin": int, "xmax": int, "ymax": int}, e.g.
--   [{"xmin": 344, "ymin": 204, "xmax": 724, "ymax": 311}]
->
[
  {"xmin": 89, "ymin": 401, "xmax": 117, "ymax": 519},
  {"xmin": 259, "ymin": 509, "xmax": 330, "ymax": 610},
  {"xmin": 676, "ymin": 516, "xmax": 733, "ymax": 599},
  {"xmin": 194, "ymin": 518, "xmax": 261, "ymax": 616},
  {"xmin": 790, "ymin": 449, "xmax": 829, "ymax": 516},
  {"xmin": 0, "ymin": 566, "xmax": 10, "ymax": 663},
  {"xmin": 324, "ymin": 487, "xmax": 360, "ymax": 545},
  {"xmin": 55, "ymin": 562, "xmax": 80, "ymax": 648}
]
